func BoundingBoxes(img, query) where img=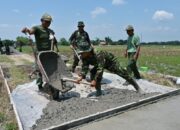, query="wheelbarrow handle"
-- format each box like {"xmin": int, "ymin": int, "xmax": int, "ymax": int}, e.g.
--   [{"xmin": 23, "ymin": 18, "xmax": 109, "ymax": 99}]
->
[{"xmin": 62, "ymin": 78, "xmax": 92, "ymax": 86}]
